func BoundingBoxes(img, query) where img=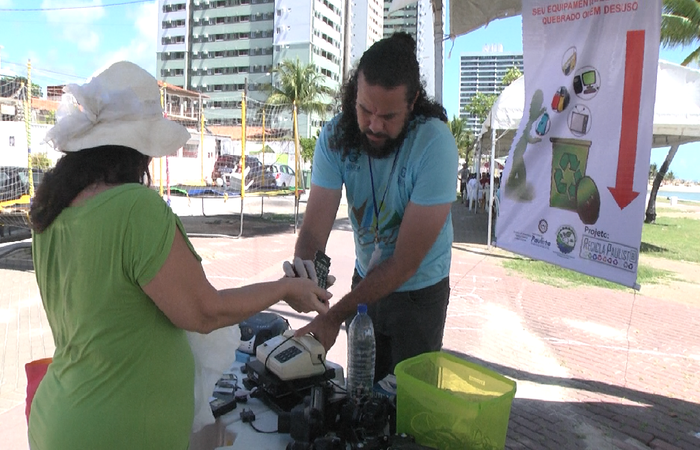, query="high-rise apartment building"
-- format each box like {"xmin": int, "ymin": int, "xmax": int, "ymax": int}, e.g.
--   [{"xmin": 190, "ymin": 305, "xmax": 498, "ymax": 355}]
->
[
  {"xmin": 157, "ymin": 0, "xmax": 343, "ymax": 136},
  {"xmin": 382, "ymin": 0, "xmax": 440, "ymax": 99},
  {"xmin": 344, "ymin": 0, "xmax": 384, "ymax": 78},
  {"xmin": 459, "ymin": 46, "xmax": 524, "ymax": 134}
]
